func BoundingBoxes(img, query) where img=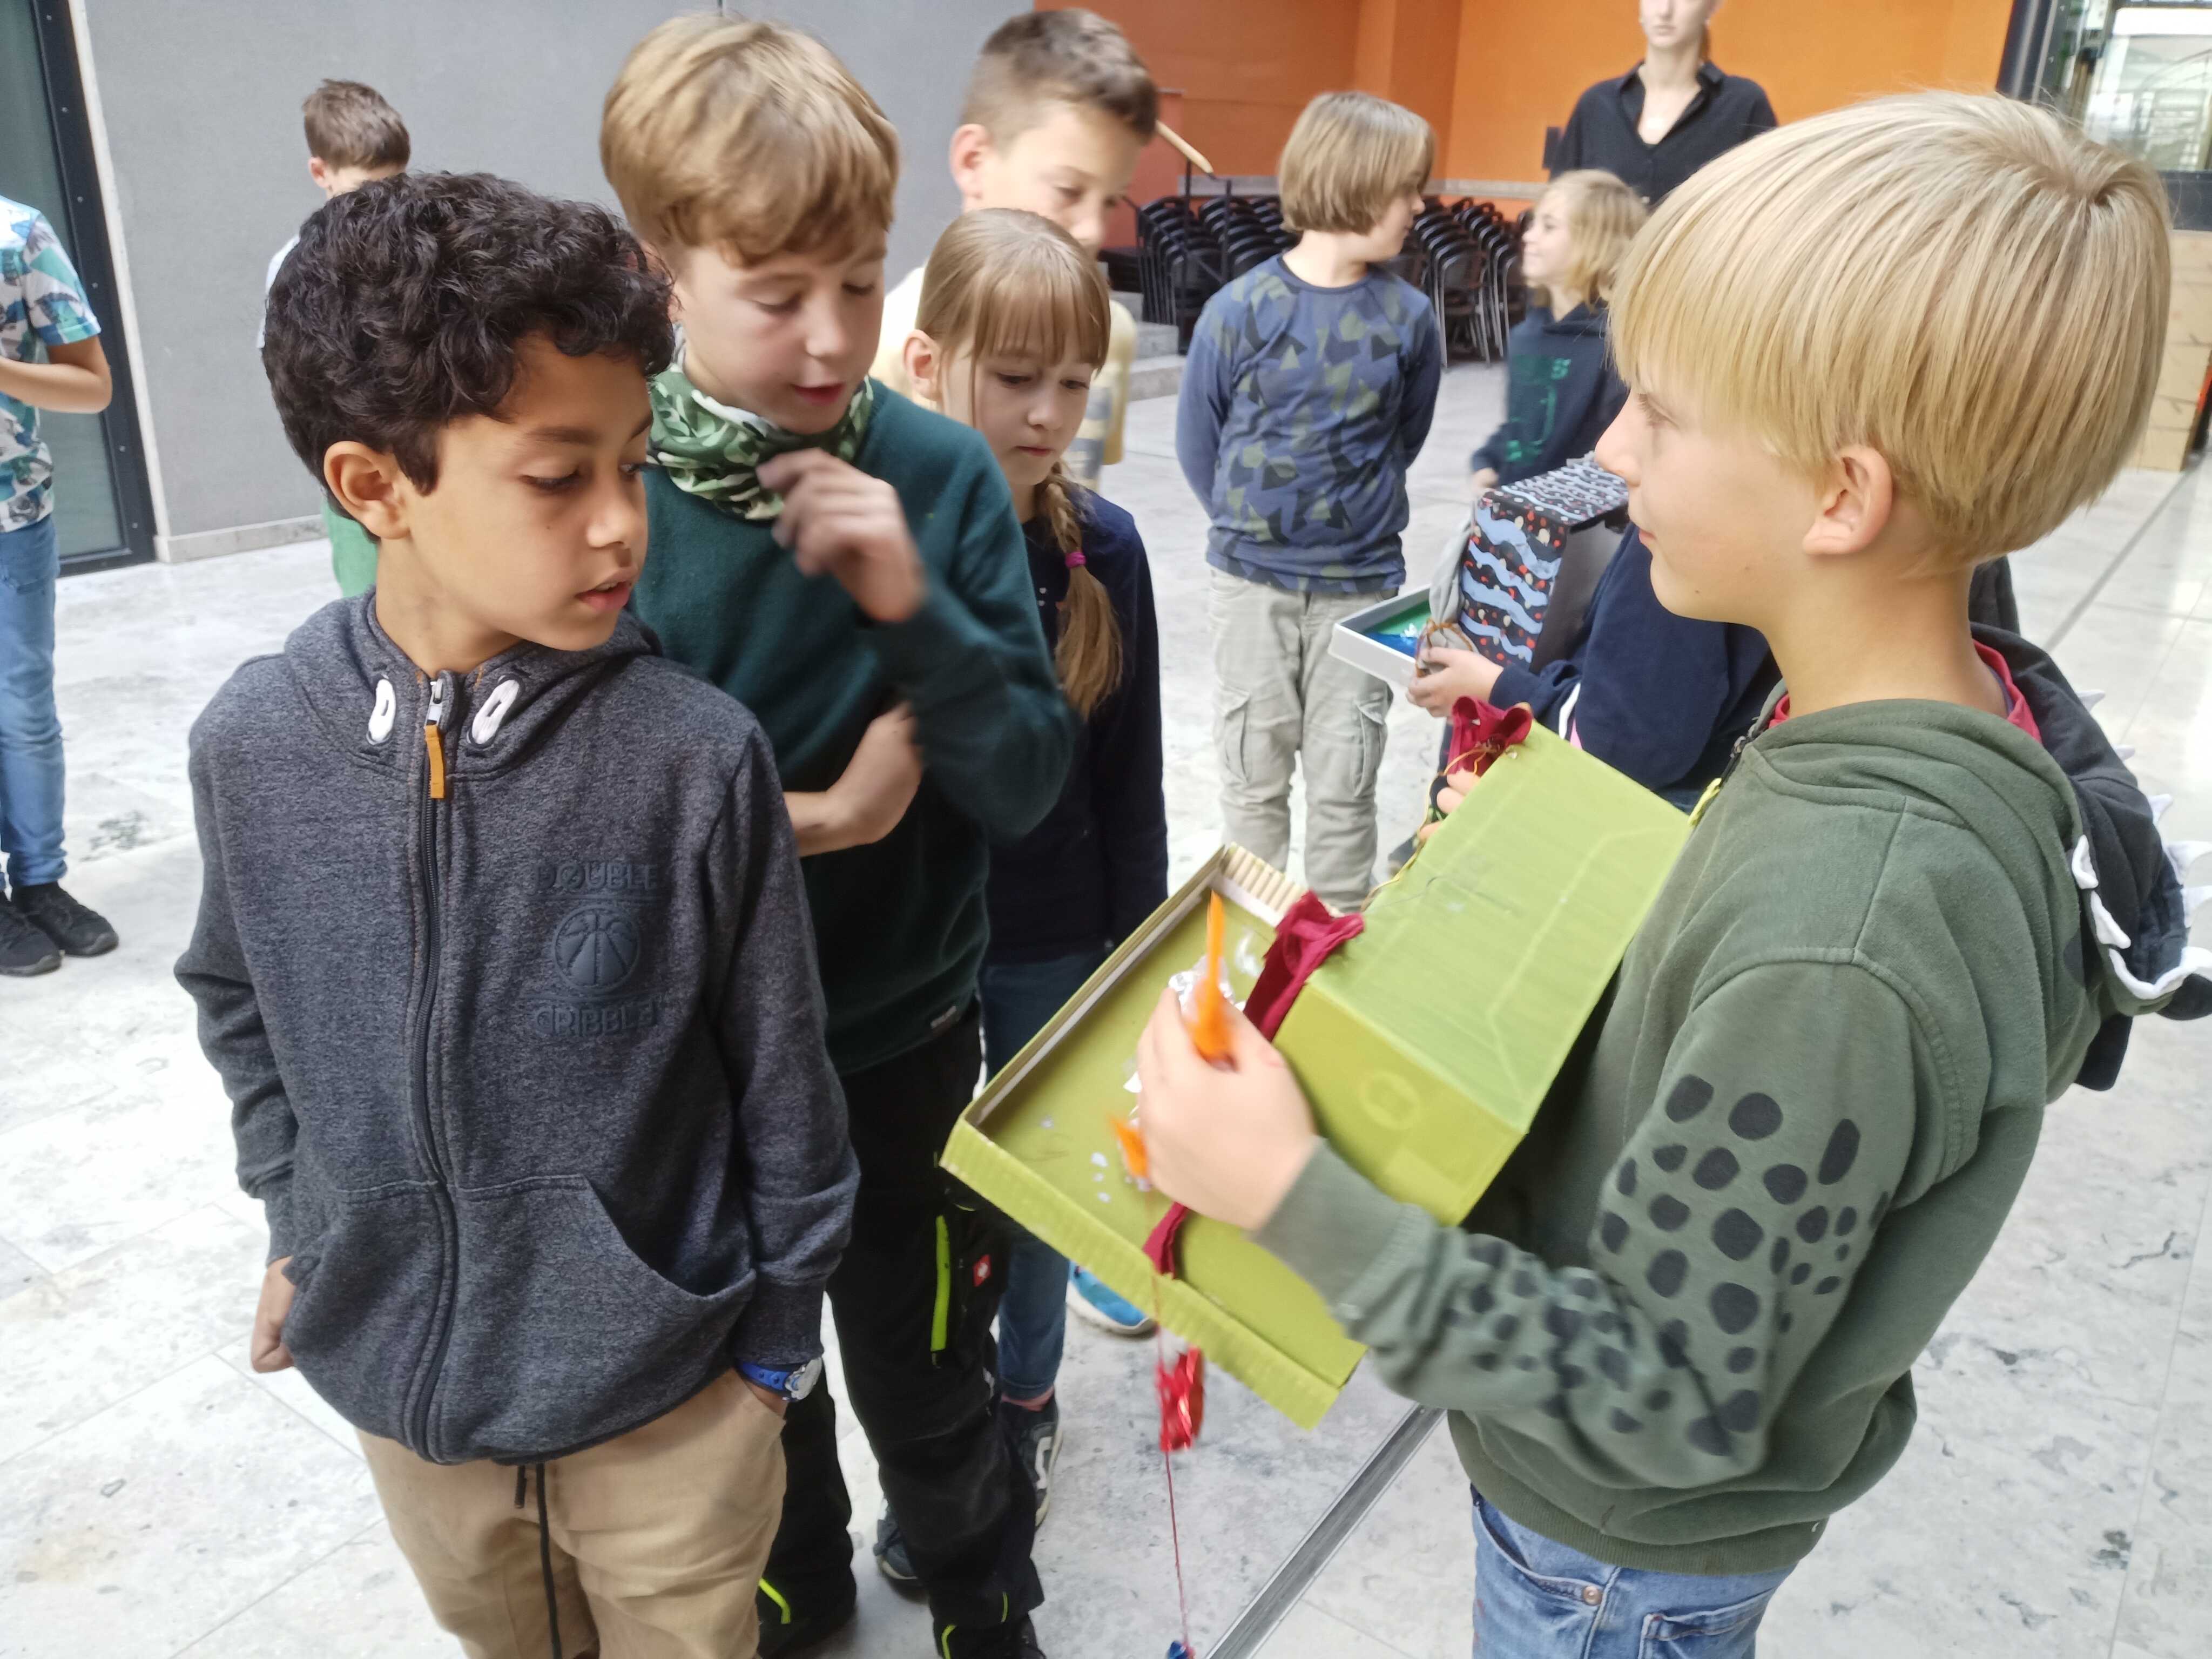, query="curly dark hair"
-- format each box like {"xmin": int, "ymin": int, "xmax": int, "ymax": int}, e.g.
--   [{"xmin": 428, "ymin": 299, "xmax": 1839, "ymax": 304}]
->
[{"xmin": 263, "ymin": 171, "xmax": 674, "ymax": 502}]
